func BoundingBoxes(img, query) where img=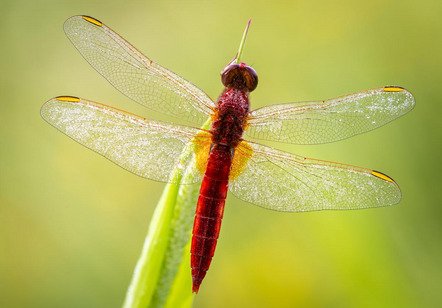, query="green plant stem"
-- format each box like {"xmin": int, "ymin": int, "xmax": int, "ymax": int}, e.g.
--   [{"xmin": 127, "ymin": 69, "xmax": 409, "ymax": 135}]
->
[
  {"xmin": 234, "ymin": 19, "xmax": 251, "ymax": 64},
  {"xmin": 122, "ymin": 119, "xmax": 210, "ymax": 308},
  {"xmin": 122, "ymin": 183, "xmax": 180, "ymax": 308}
]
